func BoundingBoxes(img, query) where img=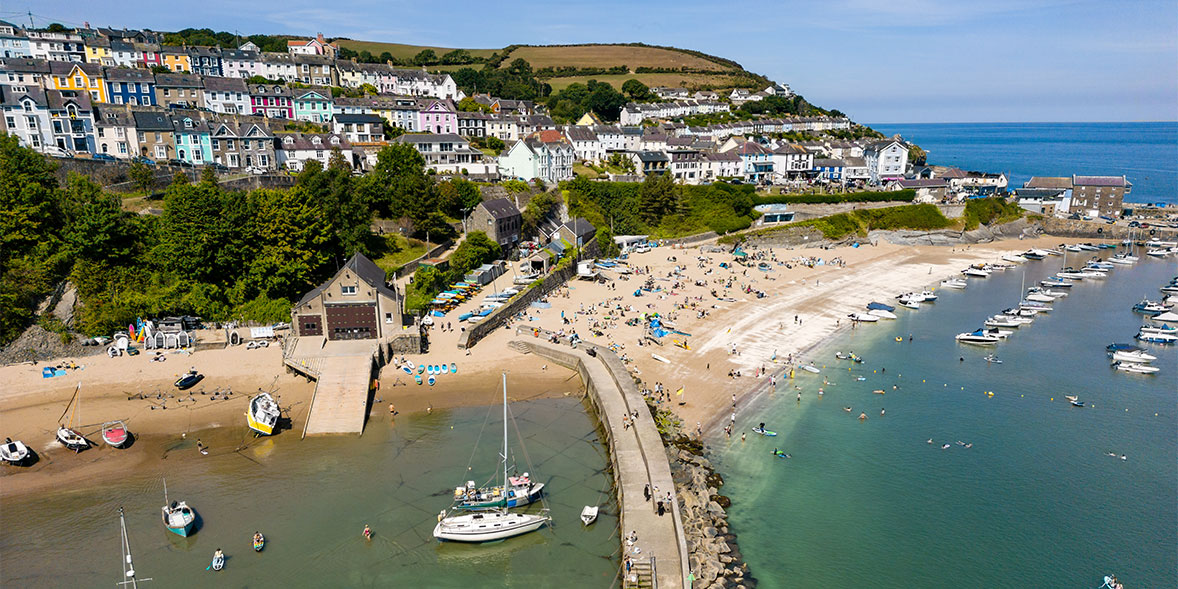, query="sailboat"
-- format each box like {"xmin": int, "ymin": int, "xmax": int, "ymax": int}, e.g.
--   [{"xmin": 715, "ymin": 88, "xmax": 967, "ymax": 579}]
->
[
  {"xmin": 161, "ymin": 478, "xmax": 196, "ymax": 537},
  {"xmin": 451, "ymin": 376, "xmax": 545, "ymax": 510},
  {"xmin": 434, "ymin": 374, "xmax": 550, "ymax": 543},
  {"xmin": 117, "ymin": 507, "xmax": 151, "ymax": 588},
  {"xmin": 246, "ymin": 392, "xmax": 281, "ymax": 436},
  {"xmin": 56, "ymin": 382, "xmax": 90, "ymax": 453}
]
